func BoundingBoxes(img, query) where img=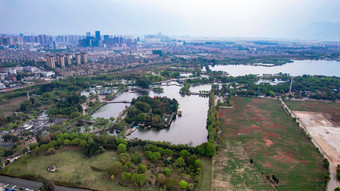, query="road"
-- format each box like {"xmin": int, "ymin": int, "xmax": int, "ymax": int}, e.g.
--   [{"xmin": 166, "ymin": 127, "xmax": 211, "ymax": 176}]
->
[{"xmin": 0, "ymin": 175, "xmax": 88, "ymax": 191}]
